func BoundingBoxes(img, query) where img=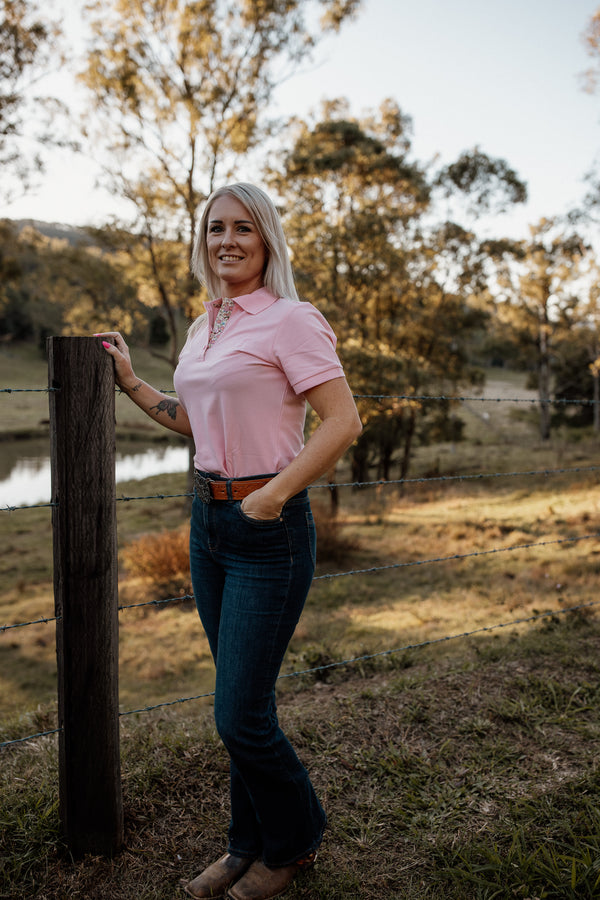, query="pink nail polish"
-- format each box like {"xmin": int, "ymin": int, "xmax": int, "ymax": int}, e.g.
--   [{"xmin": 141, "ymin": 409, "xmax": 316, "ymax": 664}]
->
[{"xmin": 102, "ymin": 341, "xmax": 111, "ymax": 348}]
